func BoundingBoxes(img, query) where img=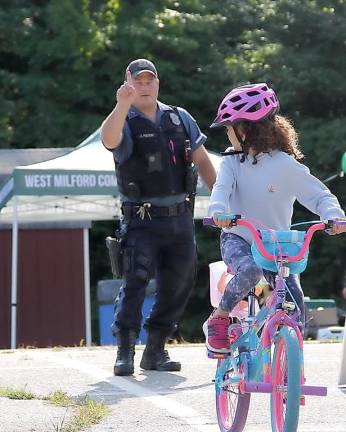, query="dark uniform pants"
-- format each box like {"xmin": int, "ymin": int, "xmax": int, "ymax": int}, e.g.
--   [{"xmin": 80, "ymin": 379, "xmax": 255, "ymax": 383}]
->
[{"xmin": 112, "ymin": 211, "xmax": 197, "ymax": 336}]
